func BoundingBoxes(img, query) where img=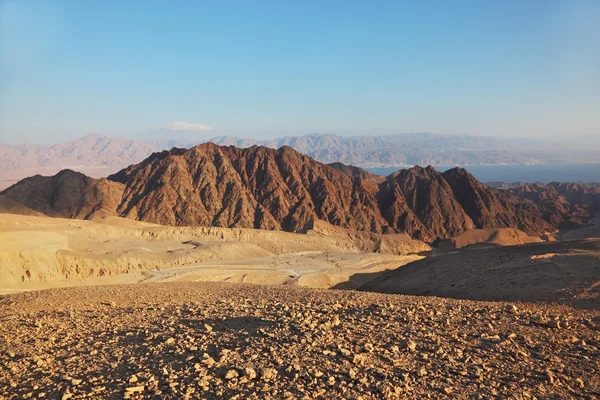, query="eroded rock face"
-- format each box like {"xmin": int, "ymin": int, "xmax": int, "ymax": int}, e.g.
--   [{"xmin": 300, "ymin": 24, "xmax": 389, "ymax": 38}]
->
[
  {"xmin": 108, "ymin": 144, "xmax": 391, "ymax": 233},
  {"xmin": 502, "ymin": 182, "xmax": 600, "ymax": 228},
  {"xmin": 1, "ymin": 169, "xmax": 124, "ymax": 219},
  {"xmin": 0, "ymin": 144, "xmax": 584, "ymax": 241}
]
